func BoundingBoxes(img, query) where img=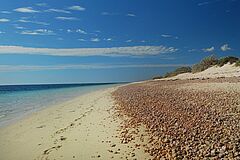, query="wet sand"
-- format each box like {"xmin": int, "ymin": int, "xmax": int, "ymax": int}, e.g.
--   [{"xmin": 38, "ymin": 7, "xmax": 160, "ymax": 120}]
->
[{"xmin": 0, "ymin": 87, "xmax": 150, "ymax": 160}]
